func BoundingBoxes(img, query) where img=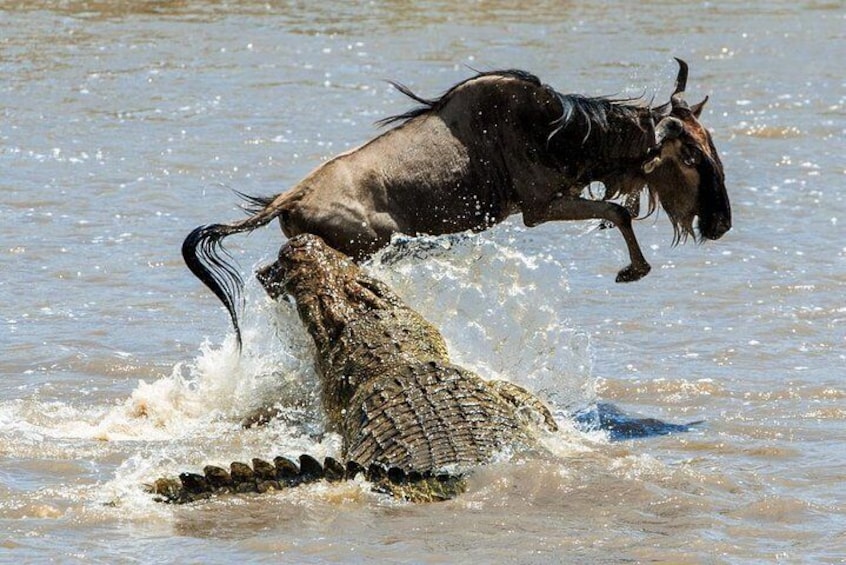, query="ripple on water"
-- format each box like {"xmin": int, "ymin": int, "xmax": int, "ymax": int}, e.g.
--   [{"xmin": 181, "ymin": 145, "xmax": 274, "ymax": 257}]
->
[{"xmin": 733, "ymin": 123, "xmax": 804, "ymax": 138}]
